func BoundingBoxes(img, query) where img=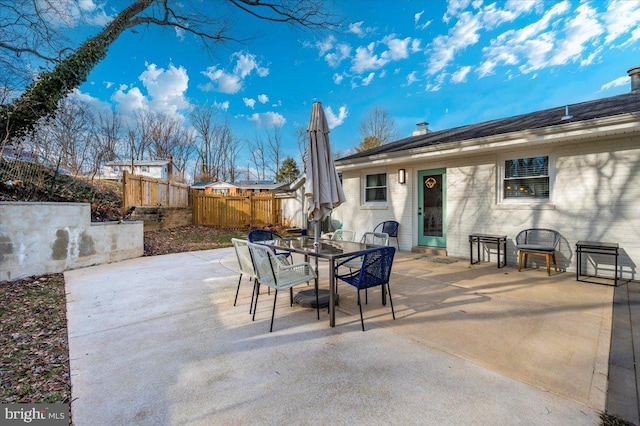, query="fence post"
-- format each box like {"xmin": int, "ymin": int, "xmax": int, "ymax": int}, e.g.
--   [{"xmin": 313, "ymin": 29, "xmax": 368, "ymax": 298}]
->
[{"xmin": 122, "ymin": 170, "xmax": 129, "ymax": 212}]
